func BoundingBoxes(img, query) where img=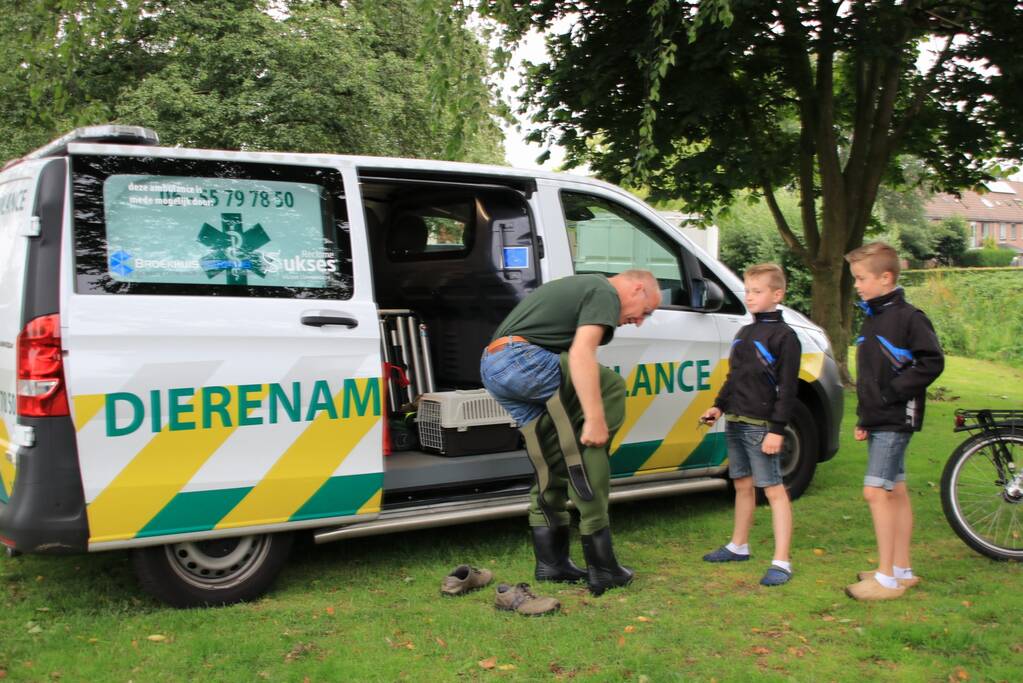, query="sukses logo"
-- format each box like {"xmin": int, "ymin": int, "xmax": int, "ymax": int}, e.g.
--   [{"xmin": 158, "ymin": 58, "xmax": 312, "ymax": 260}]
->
[{"xmin": 198, "ymin": 212, "xmax": 271, "ymax": 285}]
